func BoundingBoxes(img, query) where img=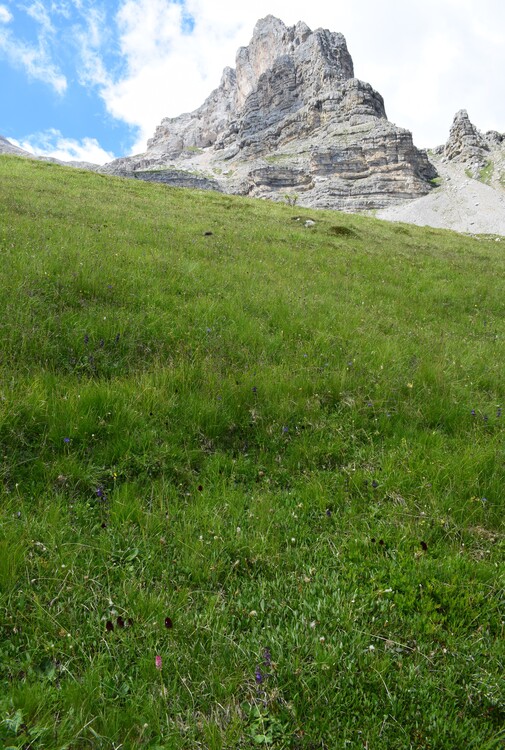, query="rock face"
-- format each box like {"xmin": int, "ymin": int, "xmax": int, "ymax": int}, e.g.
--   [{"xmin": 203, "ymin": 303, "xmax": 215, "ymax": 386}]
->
[
  {"xmin": 444, "ymin": 110, "xmax": 490, "ymax": 168},
  {"xmin": 378, "ymin": 112, "xmax": 505, "ymax": 236},
  {"xmin": 101, "ymin": 15, "xmax": 437, "ymax": 210},
  {"xmin": 443, "ymin": 109, "xmax": 504, "ymax": 180}
]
